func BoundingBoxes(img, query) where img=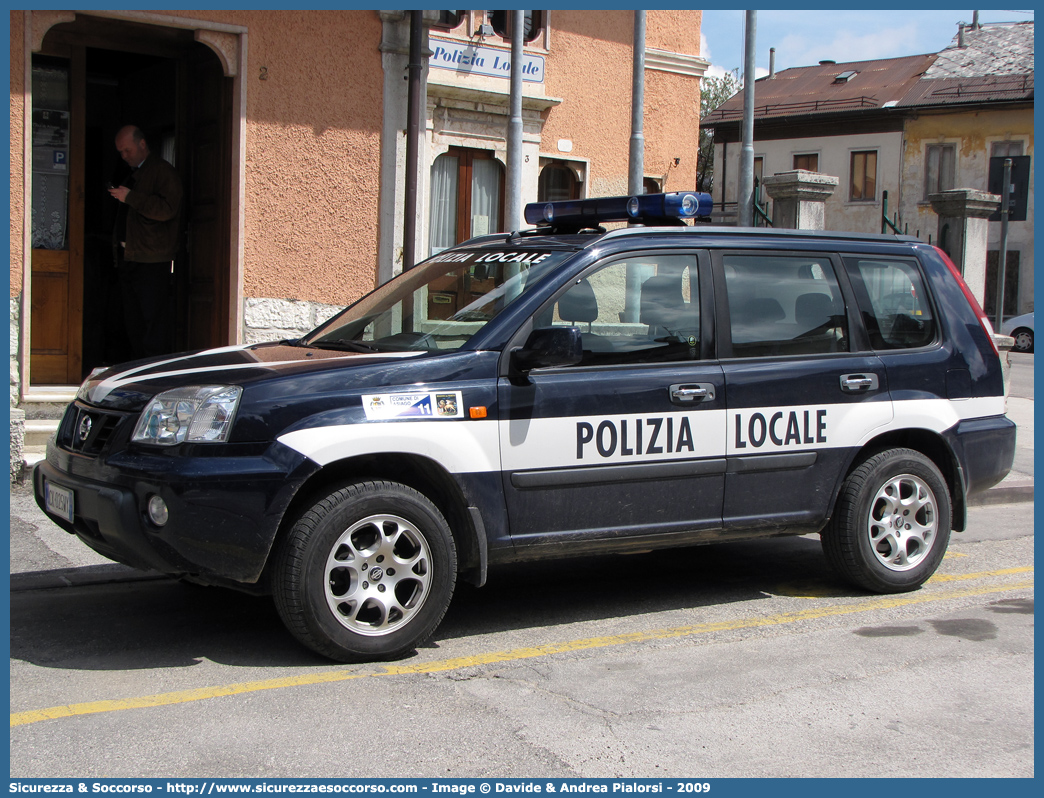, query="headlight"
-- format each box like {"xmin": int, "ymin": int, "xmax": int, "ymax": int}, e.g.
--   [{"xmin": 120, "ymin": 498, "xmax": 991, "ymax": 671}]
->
[{"xmin": 132, "ymin": 386, "xmax": 243, "ymax": 446}]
